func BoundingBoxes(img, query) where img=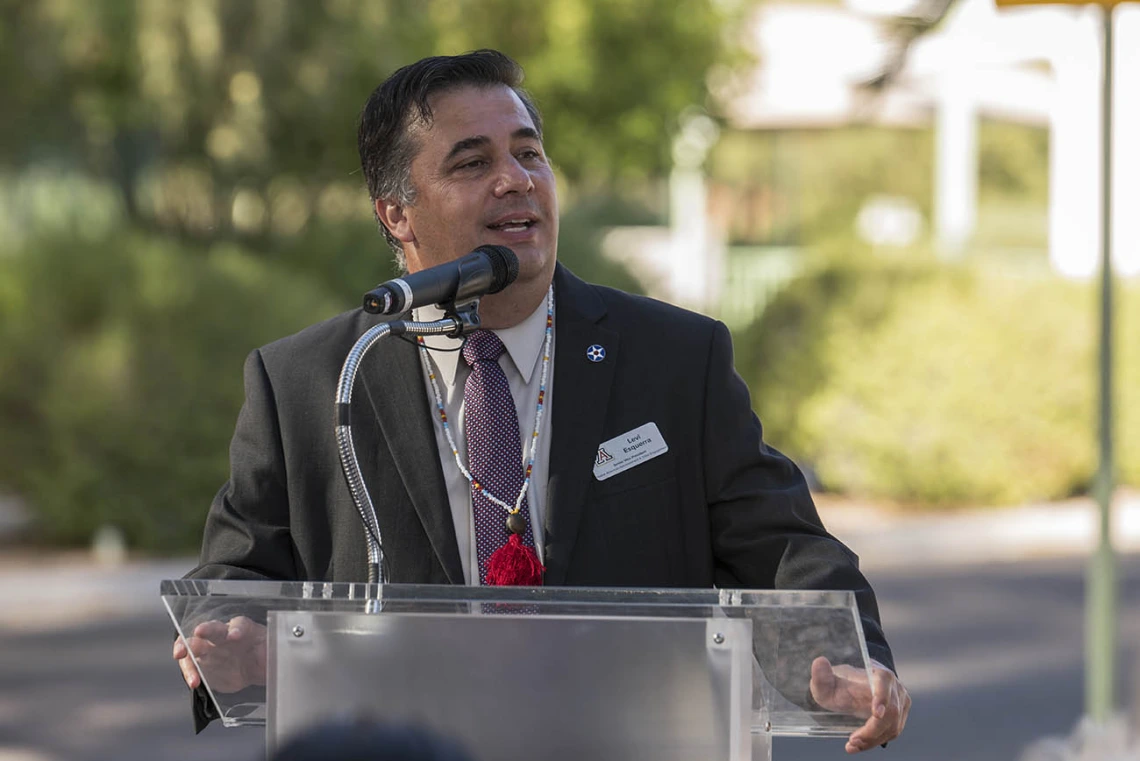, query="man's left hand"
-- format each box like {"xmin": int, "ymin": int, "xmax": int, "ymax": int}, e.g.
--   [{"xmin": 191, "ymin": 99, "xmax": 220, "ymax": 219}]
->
[{"xmin": 809, "ymin": 656, "xmax": 910, "ymax": 753}]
